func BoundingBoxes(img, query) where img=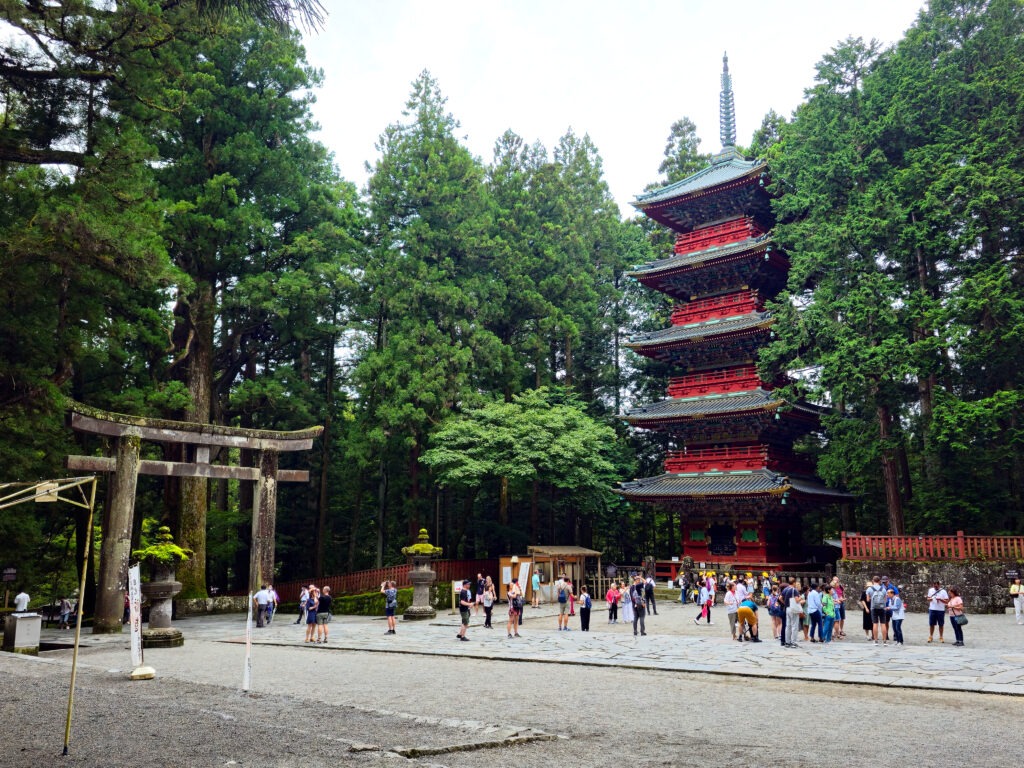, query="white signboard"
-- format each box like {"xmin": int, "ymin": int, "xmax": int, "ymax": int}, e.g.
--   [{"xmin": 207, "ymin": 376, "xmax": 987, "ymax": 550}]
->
[
  {"xmin": 502, "ymin": 566, "xmax": 512, "ymax": 586},
  {"xmin": 128, "ymin": 564, "xmax": 143, "ymax": 668},
  {"xmin": 518, "ymin": 561, "xmax": 531, "ymax": 592},
  {"xmin": 243, "ymin": 592, "xmax": 253, "ymax": 691}
]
